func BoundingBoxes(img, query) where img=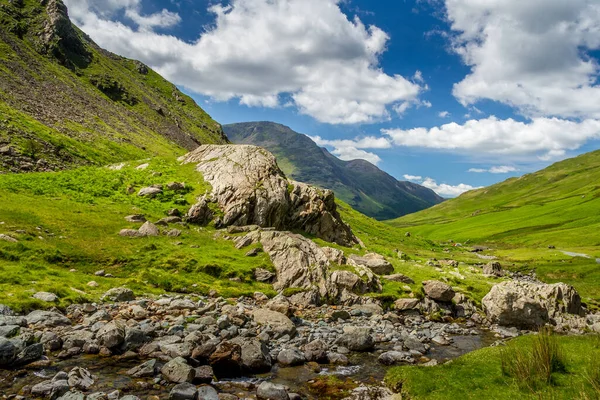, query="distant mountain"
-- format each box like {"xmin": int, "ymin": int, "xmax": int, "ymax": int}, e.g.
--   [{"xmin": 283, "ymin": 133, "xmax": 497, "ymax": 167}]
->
[
  {"xmin": 389, "ymin": 149, "xmax": 600, "ymax": 247},
  {"xmin": 224, "ymin": 122, "xmax": 444, "ymax": 220},
  {"xmin": 0, "ymin": 0, "xmax": 227, "ymax": 173}
]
